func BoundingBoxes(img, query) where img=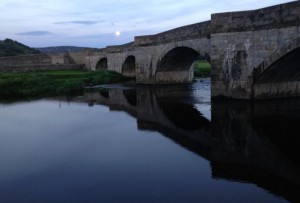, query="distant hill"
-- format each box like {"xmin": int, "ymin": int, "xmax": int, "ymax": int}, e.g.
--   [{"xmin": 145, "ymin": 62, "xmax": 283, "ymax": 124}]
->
[
  {"xmin": 0, "ymin": 39, "xmax": 40, "ymax": 57},
  {"xmin": 36, "ymin": 46, "xmax": 88, "ymax": 54}
]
